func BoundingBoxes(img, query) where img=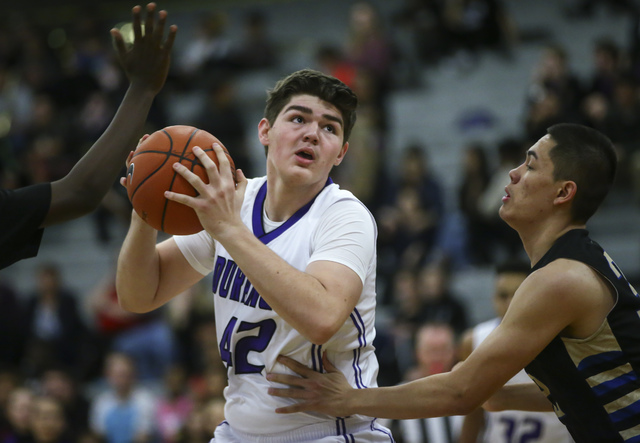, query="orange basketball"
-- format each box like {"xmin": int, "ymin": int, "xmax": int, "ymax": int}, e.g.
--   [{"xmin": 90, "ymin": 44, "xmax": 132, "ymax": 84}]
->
[{"xmin": 126, "ymin": 125, "xmax": 236, "ymax": 235}]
